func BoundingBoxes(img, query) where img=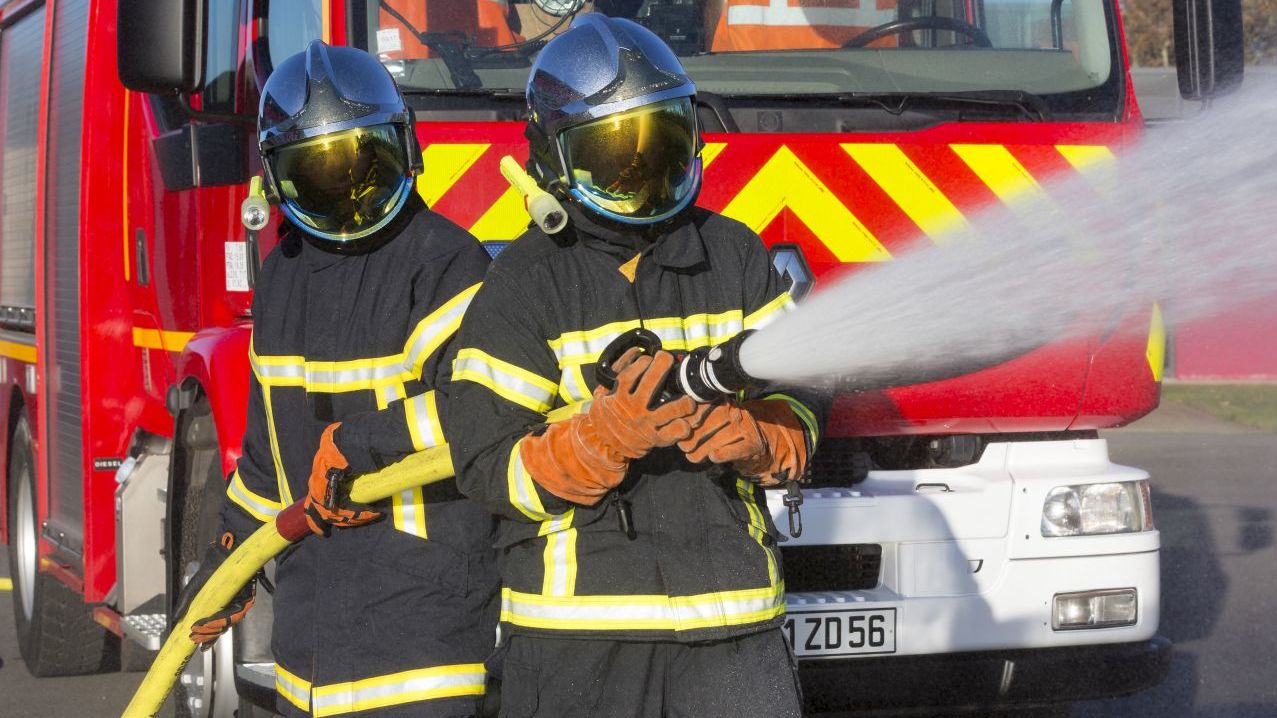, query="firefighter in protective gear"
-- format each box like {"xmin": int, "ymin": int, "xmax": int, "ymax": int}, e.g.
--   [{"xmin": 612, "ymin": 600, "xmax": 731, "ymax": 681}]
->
[
  {"xmin": 449, "ymin": 15, "xmax": 827, "ymax": 716},
  {"xmin": 178, "ymin": 41, "xmax": 496, "ymax": 717}
]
